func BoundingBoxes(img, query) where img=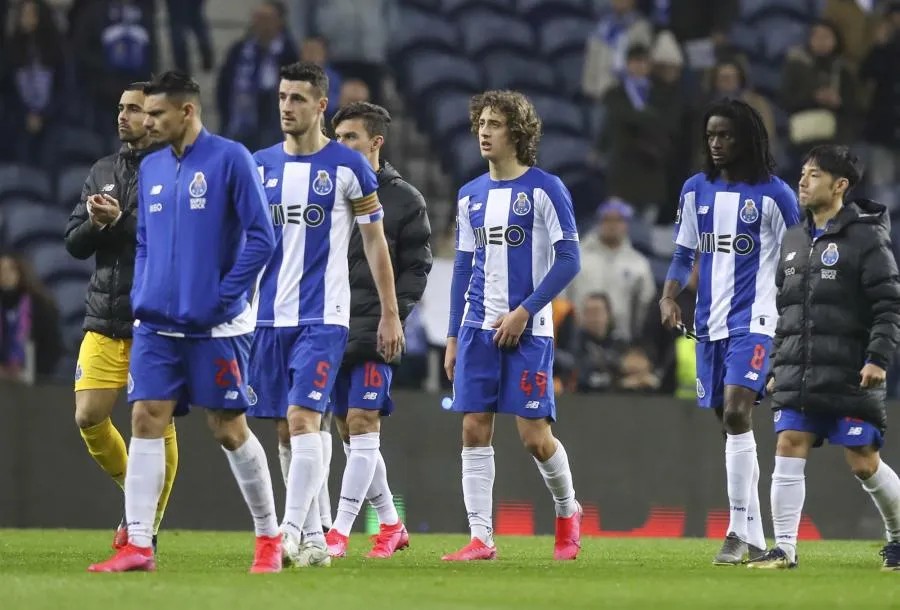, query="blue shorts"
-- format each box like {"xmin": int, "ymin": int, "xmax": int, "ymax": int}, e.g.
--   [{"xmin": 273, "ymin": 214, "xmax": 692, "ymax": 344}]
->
[
  {"xmin": 246, "ymin": 325, "xmax": 348, "ymax": 418},
  {"xmin": 127, "ymin": 325, "xmax": 252, "ymax": 413},
  {"xmin": 329, "ymin": 362, "xmax": 395, "ymax": 418},
  {"xmin": 774, "ymin": 408, "xmax": 883, "ymax": 449},
  {"xmin": 695, "ymin": 333, "xmax": 772, "ymax": 409},
  {"xmin": 451, "ymin": 325, "xmax": 556, "ymax": 421}
]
